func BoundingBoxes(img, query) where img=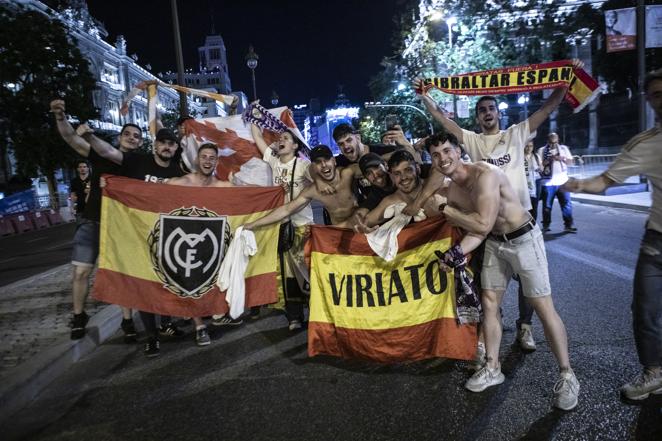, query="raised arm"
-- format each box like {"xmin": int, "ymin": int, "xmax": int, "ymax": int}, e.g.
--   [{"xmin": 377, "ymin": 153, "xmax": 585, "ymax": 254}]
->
[
  {"xmin": 413, "ymin": 78, "xmax": 464, "ymax": 143},
  {"xmin": 527, "ymin": 86, "xmax": 566, "ymax": 134},
  {"xmin": 383, "ymin": 125, "xmax": 422, "ymax": 164},
  {"xmin": 443, "ymin": 171, "xmax": 499, "ymax": 236},
  {"xmin": 78, "ymin": 125, "xmax": 123, "ymax": 165},
  {"xmin": 50, "ymin": 100, "xmax": 91, "ymax": 157},
  {"xmin": 250, "ymin": 123, "xmax": 270, "ymax": 156},
  {"xmin": 244, "ymin": 192, "xmax": 312, "ymax": 230}
]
